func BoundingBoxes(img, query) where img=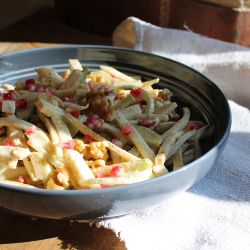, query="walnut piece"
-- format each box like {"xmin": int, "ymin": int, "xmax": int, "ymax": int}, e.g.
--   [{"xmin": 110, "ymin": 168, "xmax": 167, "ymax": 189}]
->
[{"xmin": 157, "ymin": 89, "xmax": 172, "ymax": 101}]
